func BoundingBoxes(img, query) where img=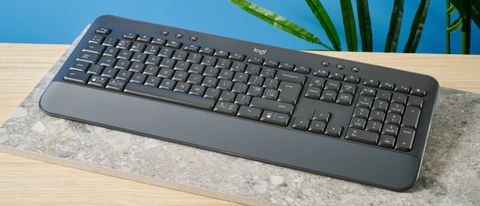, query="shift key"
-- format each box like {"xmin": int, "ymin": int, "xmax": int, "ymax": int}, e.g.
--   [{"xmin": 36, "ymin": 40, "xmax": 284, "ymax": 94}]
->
[{"xmin": 278, "ymin": 81, "xmax": 302, "ymax": 104}]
